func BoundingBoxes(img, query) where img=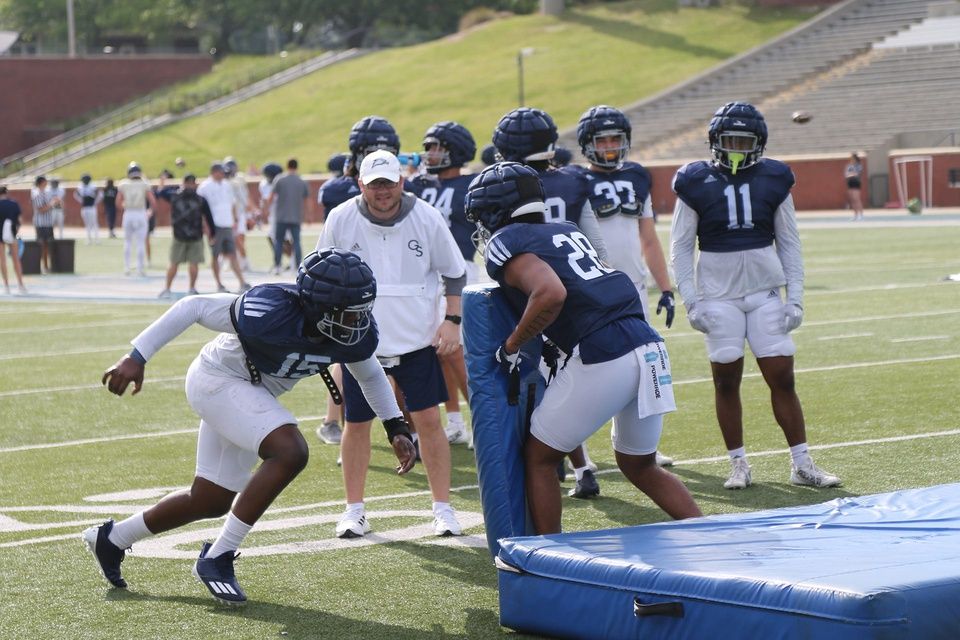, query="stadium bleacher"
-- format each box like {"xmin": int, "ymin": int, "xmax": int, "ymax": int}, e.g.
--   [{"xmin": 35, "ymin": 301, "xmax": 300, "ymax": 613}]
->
[{"xmin": 556, "ymin": 0, "xmax": 959, "ymax": 163}]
